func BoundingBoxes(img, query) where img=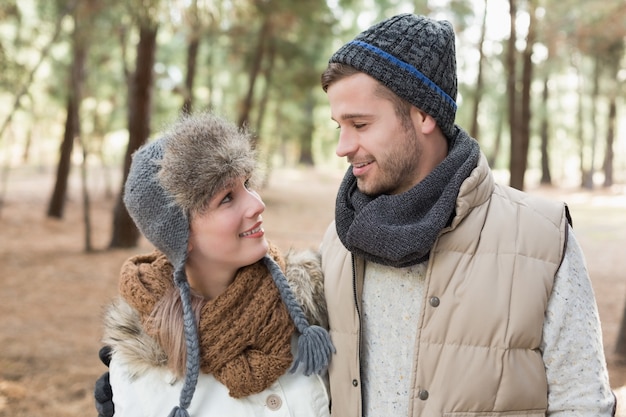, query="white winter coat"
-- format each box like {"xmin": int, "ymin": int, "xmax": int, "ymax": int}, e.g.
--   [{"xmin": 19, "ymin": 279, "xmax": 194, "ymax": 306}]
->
[{"xmin": 109, "ymin": 332, "xmax": 330, "ymax": 417}]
